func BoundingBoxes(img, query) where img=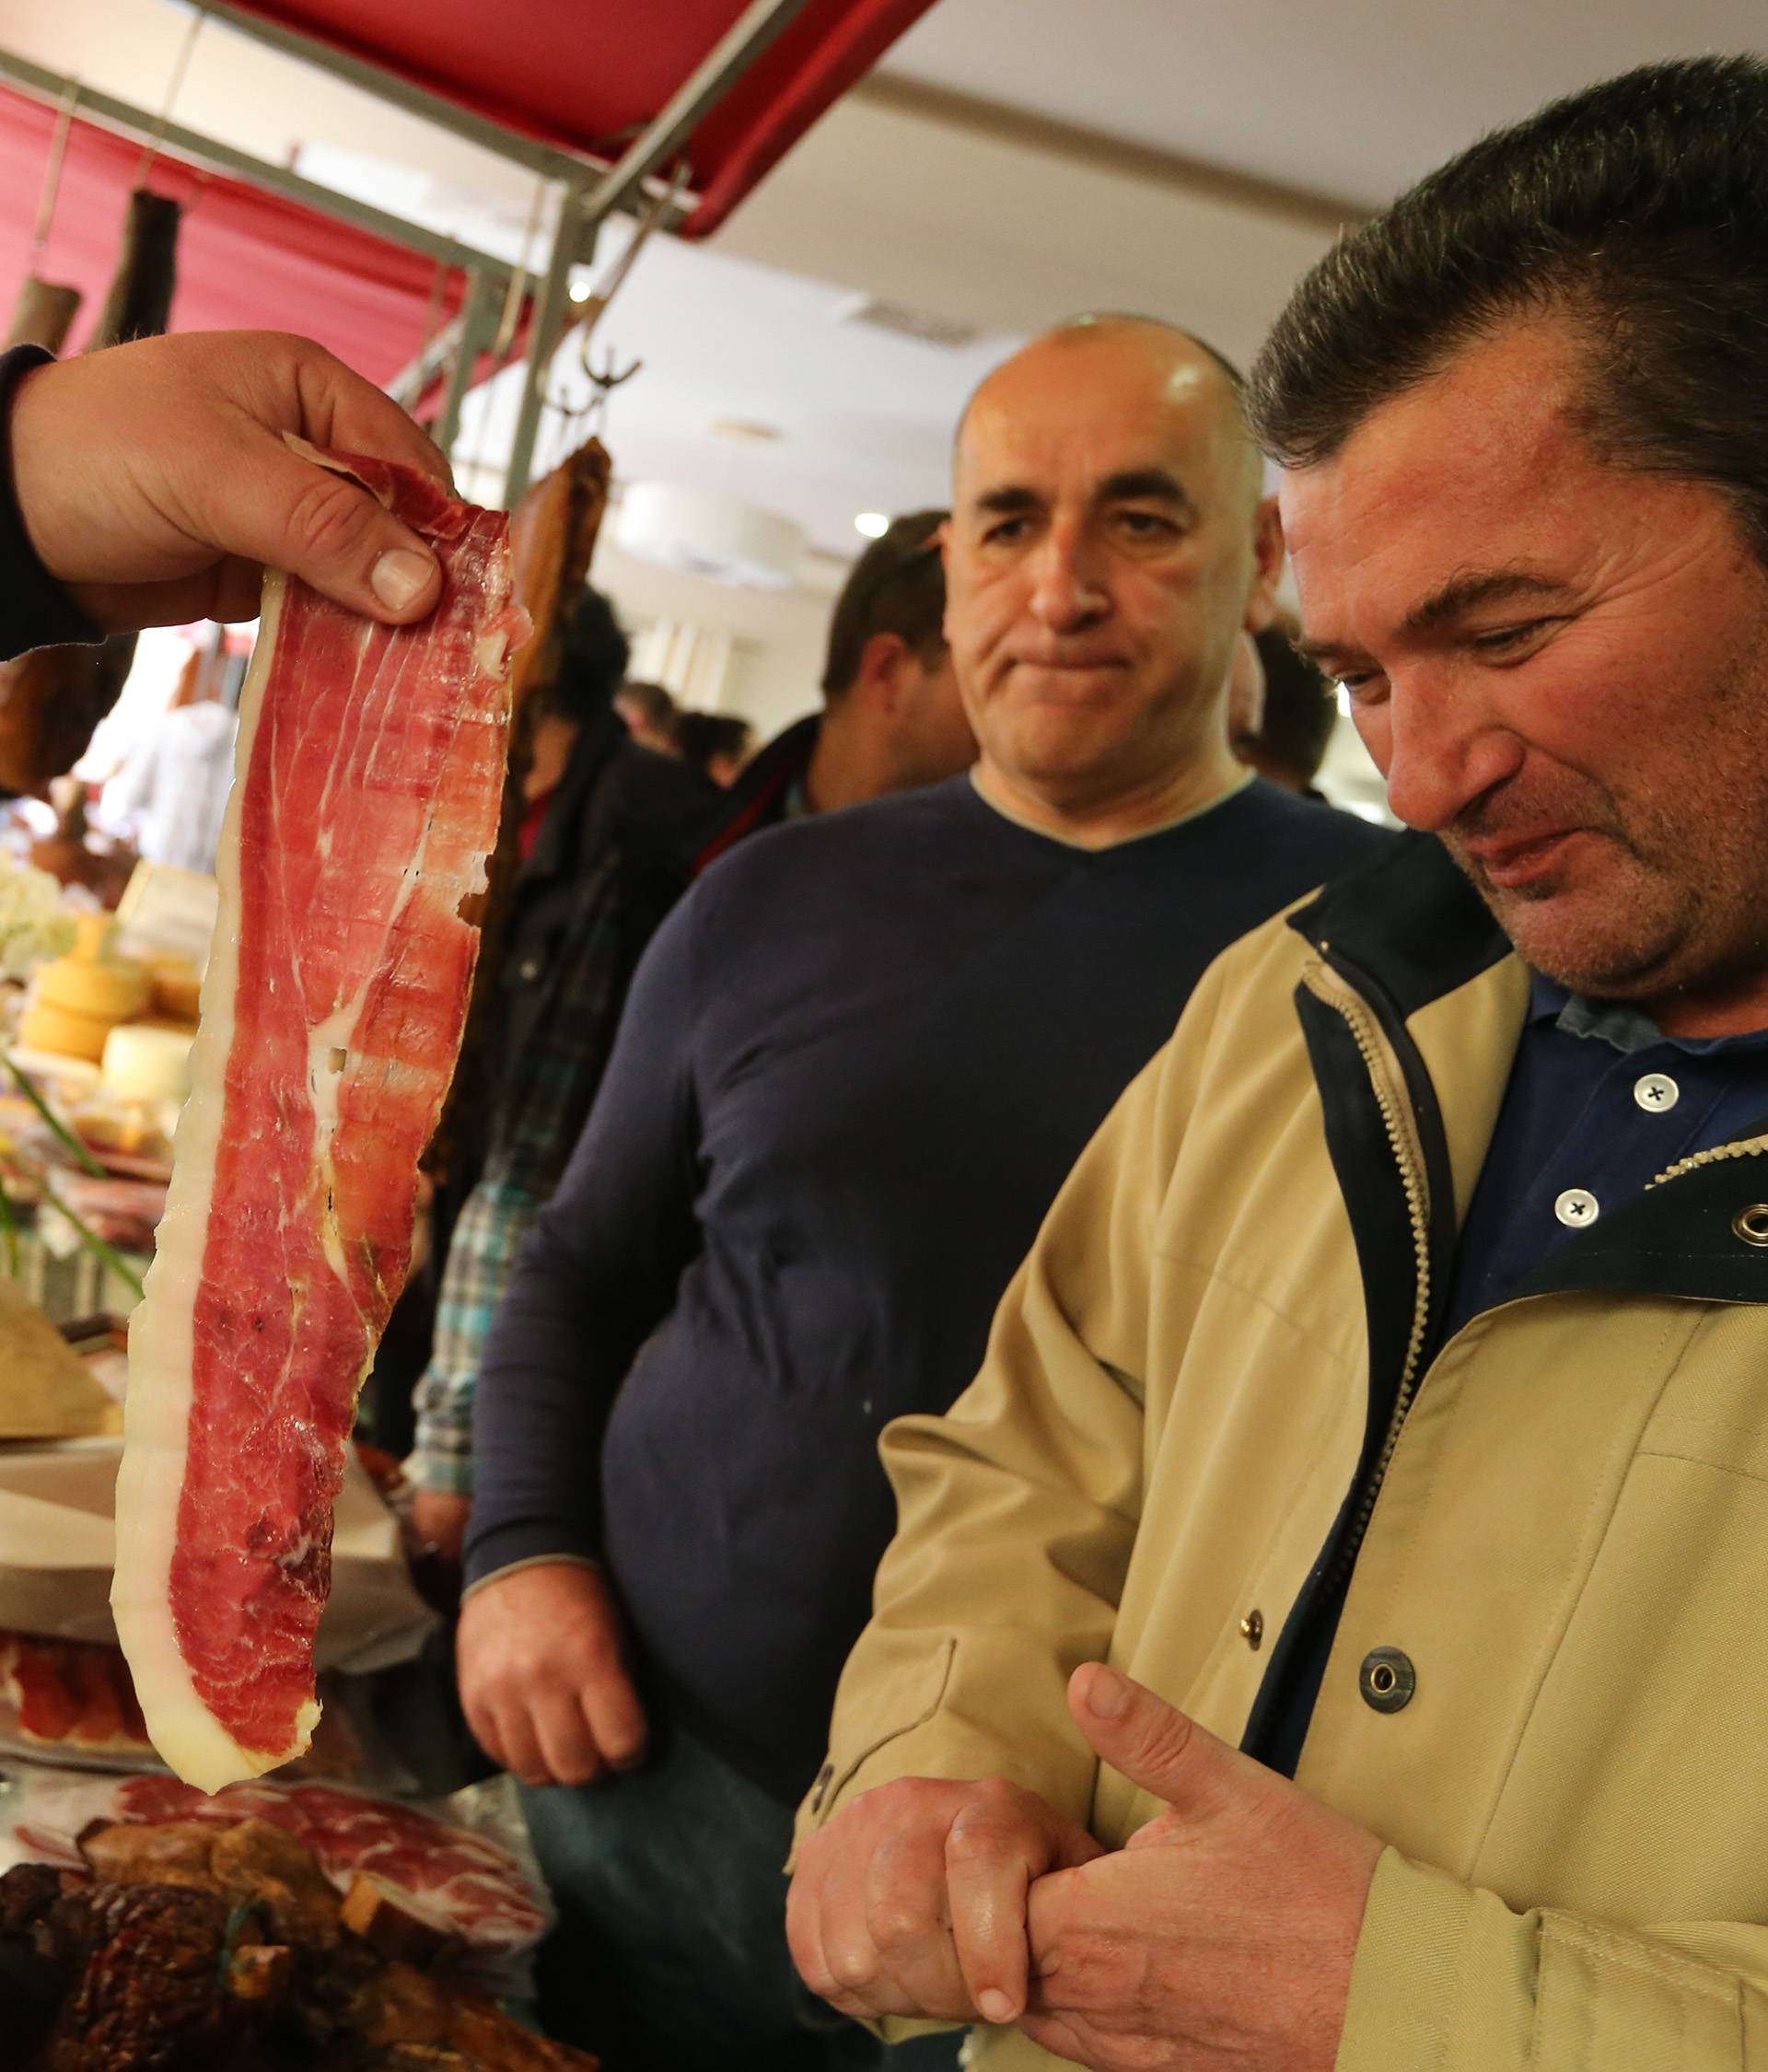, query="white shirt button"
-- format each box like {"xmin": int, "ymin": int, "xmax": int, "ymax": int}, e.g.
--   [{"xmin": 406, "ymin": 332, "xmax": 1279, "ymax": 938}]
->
[
  {"xmin": 1634, "ymin": 1072, "xmax": 1680, "ymax": 1112},
  {"xmin": 1554, "ymin": 1187, "xmax": 1600, "ymax": 1228}
]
